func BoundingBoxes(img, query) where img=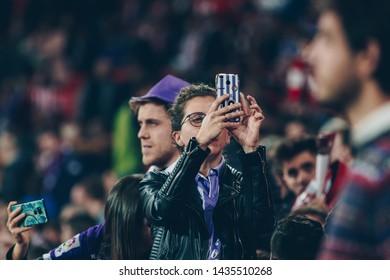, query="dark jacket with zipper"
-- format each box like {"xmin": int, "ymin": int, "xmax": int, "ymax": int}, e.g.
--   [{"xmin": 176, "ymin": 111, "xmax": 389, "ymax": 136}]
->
[{"xmin": 140, "ymin": 137, "xmax": 275, "ymax": 260}]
